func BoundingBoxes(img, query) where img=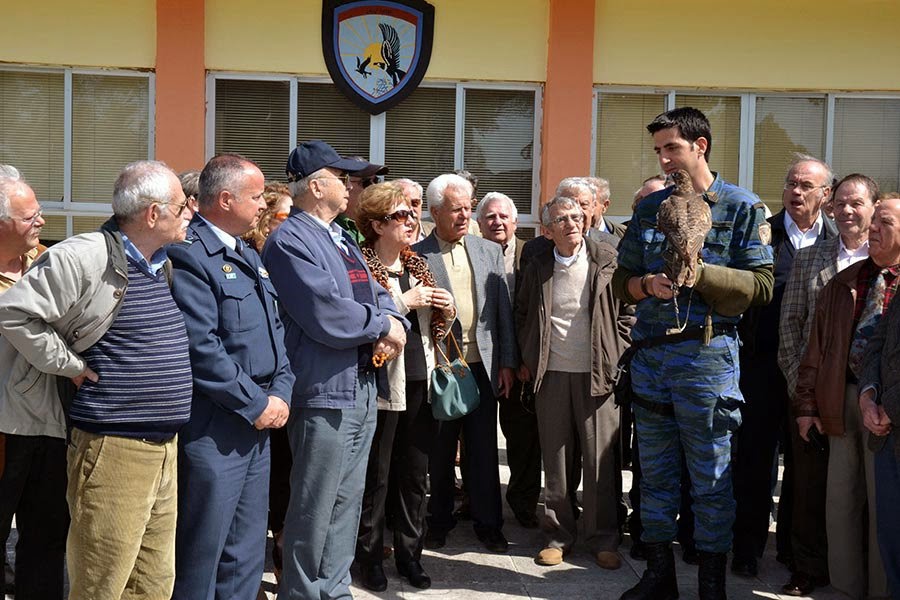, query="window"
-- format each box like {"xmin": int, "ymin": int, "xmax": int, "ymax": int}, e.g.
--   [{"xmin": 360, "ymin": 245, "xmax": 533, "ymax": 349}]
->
[
  {"xmin": 0, "ymin": 67, "xmax": 153, "ymax": 241},
  {"xmin": 595, "ymin": 88, "xmax": 900, "ymax": 217},
  {"xmin": 753, "ymin": 97, "xmax": 825, "ymax": 208},
  {"xmin": 595, "ymin": 93, "xmax": 666, "ymax": 216},
  {"xmin": 833, "ymin": 98, "xmax": 900, "ymax": 193},
  {"xmin": 209, "ymin": 76, "xmax": 543, "ymax": 220}
]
